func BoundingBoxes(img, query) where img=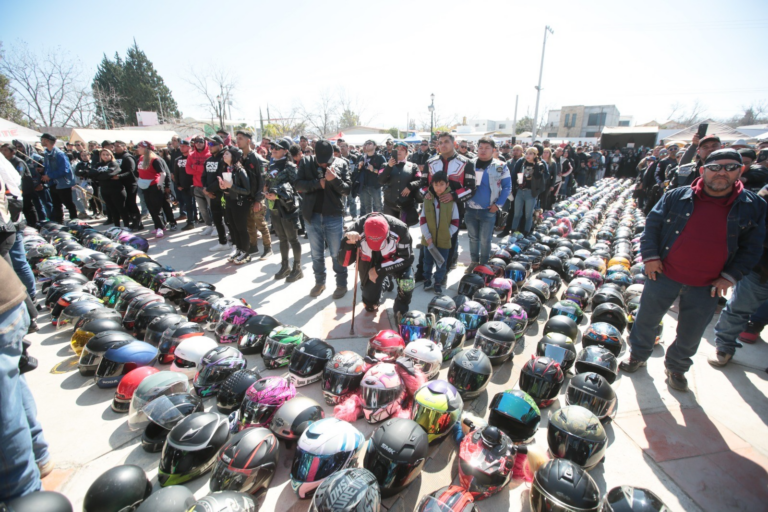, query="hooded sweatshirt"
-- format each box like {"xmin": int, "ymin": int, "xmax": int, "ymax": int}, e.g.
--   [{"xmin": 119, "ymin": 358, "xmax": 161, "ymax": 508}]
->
[{"xmin": 185, "ymin": 146, "xmax": 211, "ymax": 188}]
